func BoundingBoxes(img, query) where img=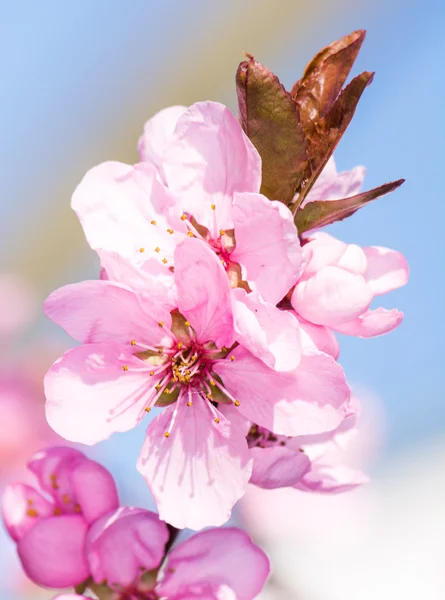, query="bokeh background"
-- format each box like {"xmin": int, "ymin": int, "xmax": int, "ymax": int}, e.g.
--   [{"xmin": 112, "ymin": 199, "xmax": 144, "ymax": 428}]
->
[{"xmin": 1, "ymin": 1, "xmax": 444, "ymax": 598}]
